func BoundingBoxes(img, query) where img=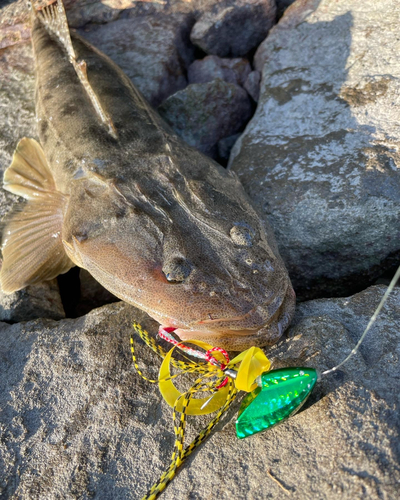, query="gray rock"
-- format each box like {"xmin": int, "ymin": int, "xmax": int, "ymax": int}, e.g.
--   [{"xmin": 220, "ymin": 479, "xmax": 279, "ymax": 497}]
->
[
  {"xmin": 0, "ymin": 41, "xmax": 34, "ymax": 280},
  {"xmin": 66, "ymin": 0, "xmax": 195, "ymax": 29},
  {"xmin": 0, "ymin": 0, "xmax": 194, "ymax": 37},
  {"xmin": 65, "ymin": 0, "xmax": 122, "ymax": 28},
  {"xmin": 270, "ymin": 285, "xmax": 400, "ymax": 403},
  {"xmin": 190, "ymin": 0, "xmax": 277, "ymax": 57},
  {"xmin": 159, "ymin": 80, "xmax": 252, "ymax": 158},
  {"xmin": 217, "ymin": 133, "xmax": 241, "ymax": 163},
  {"xmin": 79, "ymin": 14, "xmax": 195, "ymax": 107},
  {"xmin": 0, "ymin": 280, "xmax": 65, "ymax": 322},
  {"xmin": 0, "ymin": 41, "xmax": 36, "ymax": 222},
  {"xmin": 0, "ymin": 42, "xmax": 36, "ymax": 179},
  {"xmin": 188, "ymin": 55, "xmax": 251, "ymax": 86},
  {"xmin": 0, "ymin": 286, "xmax": 398, "ymax": 498},
  {"xmin": 243, "ymin": 70, "xmax": 261, "ymax": 101},
  {"xmin": 229, "ymin": 0, "xmax": 400, "ymax": 299}
]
